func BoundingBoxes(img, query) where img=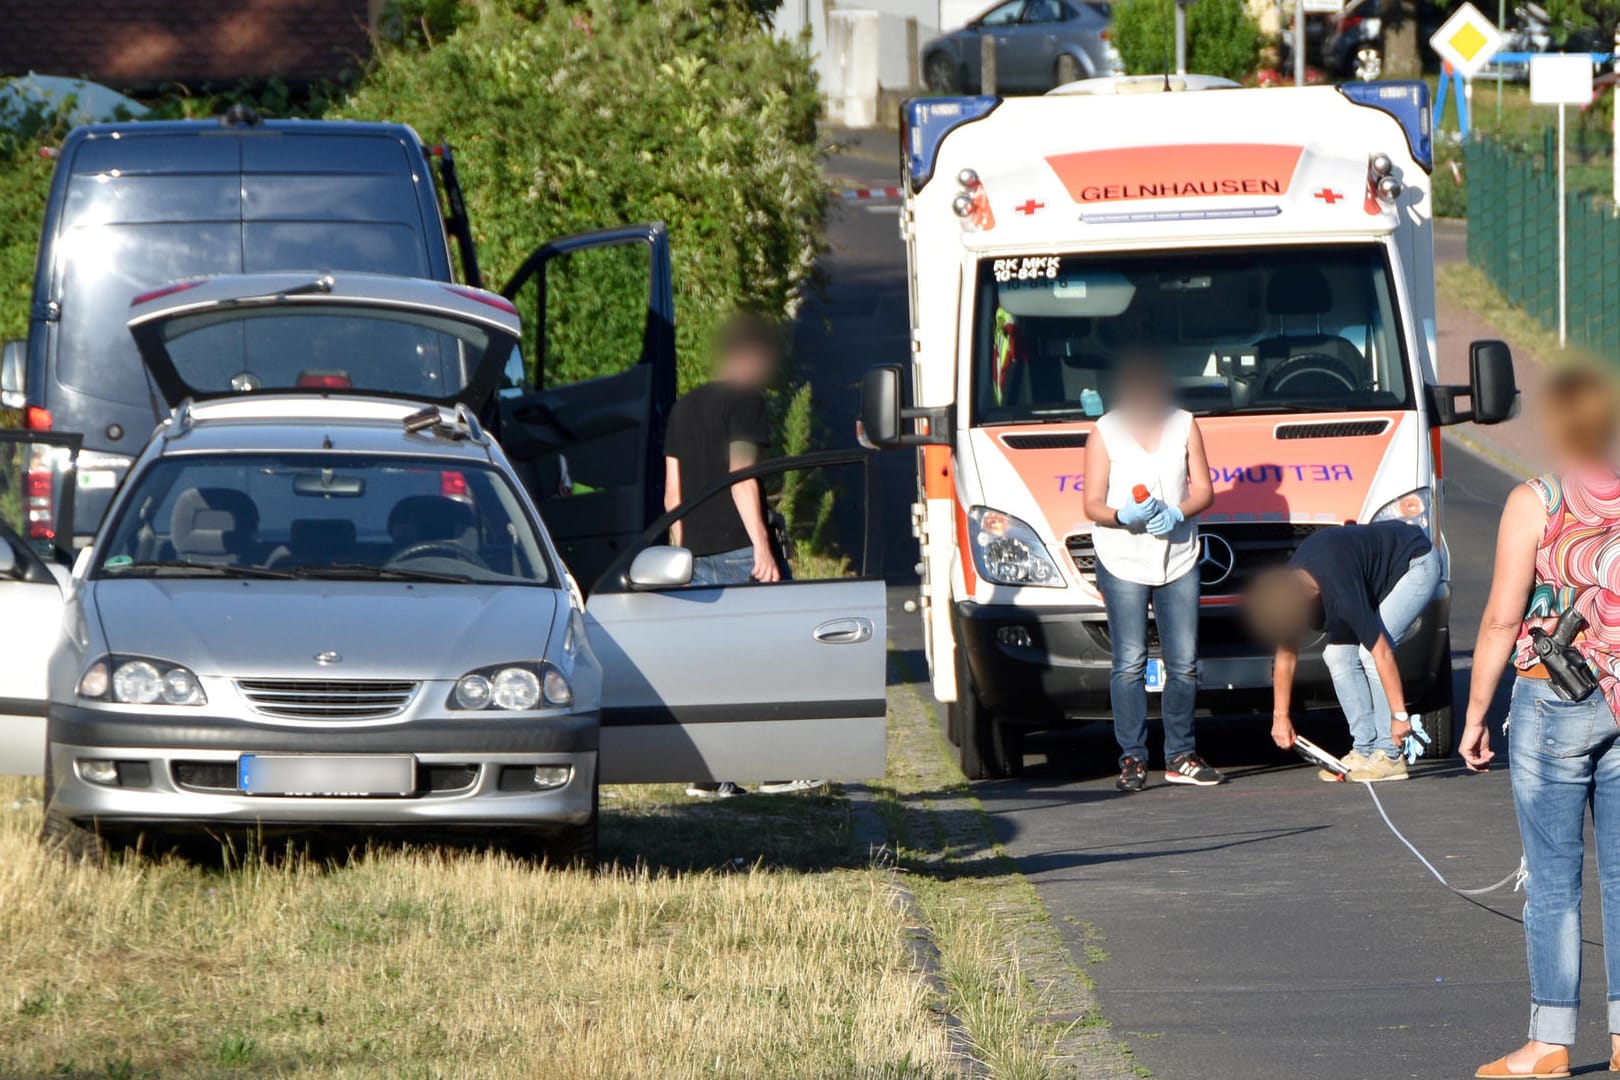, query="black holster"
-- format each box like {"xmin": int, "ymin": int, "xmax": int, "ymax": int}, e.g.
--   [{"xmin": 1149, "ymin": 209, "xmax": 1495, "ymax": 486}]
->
[{"xmin": 1530, "ymin": 608, "xmax": 1600, "ymax": 703}]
